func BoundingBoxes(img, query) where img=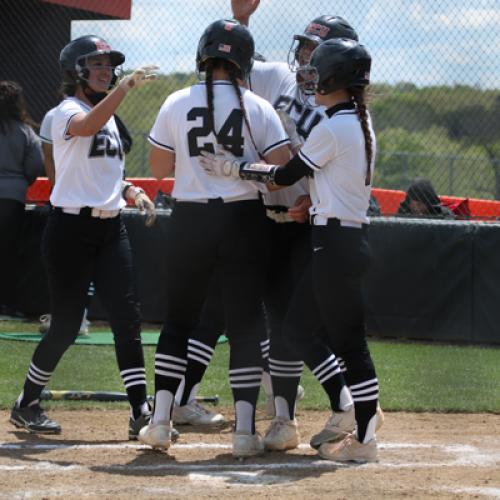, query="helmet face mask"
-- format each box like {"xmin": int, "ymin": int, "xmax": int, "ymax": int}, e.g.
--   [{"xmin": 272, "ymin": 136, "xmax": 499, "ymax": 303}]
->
[
  {"xmin": 196, "ymin": 19, "xmax": 255, "ymax": 81},
  {"xmin": 310, "ymin": 38, "xmax": 371, "ymax": 95},
  {"xmin": 295, "ymin": 65, "xmax": 319, "ymax": 96}
]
